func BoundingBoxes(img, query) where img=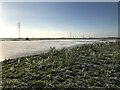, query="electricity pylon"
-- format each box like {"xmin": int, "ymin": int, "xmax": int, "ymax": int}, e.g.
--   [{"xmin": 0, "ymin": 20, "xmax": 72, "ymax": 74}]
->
[{"xmin": 18, "ymin": 22, "xmax": 20, "ymax": 39}]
